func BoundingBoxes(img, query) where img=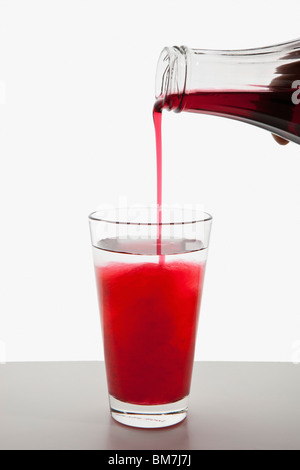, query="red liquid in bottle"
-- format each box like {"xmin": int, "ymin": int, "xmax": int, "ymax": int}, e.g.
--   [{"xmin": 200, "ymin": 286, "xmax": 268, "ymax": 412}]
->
[{"xmin": 155, "ymin": 89, "xmax": 300, "ymax": 144}]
